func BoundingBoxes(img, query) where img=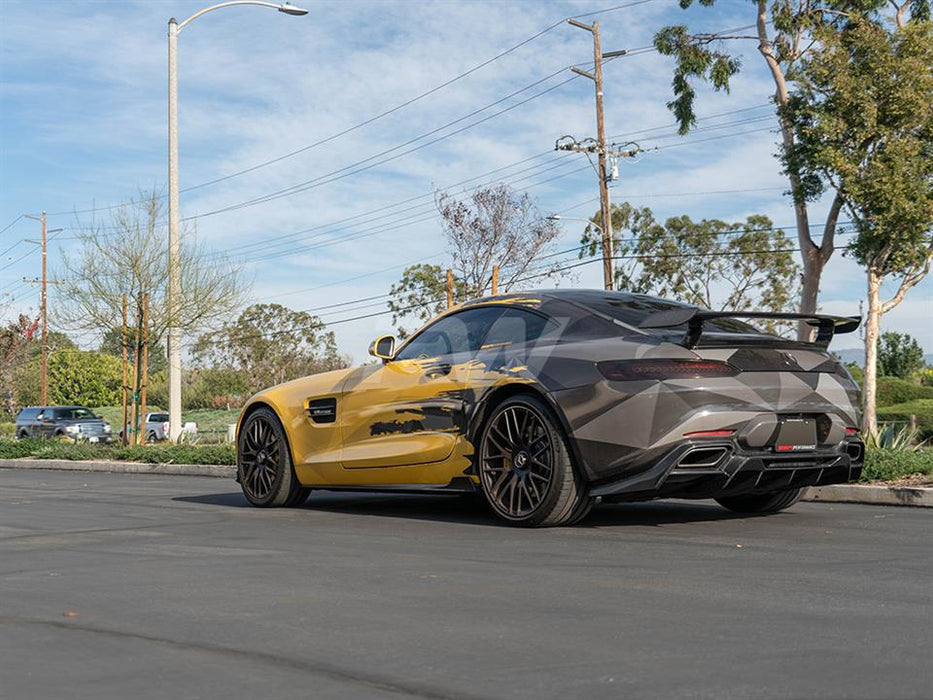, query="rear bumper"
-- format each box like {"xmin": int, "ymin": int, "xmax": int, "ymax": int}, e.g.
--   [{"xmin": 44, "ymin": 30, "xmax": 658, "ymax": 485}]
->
[{"xmin": 590, "ymin": 437, "xmax": 864, "ymax": 501}]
